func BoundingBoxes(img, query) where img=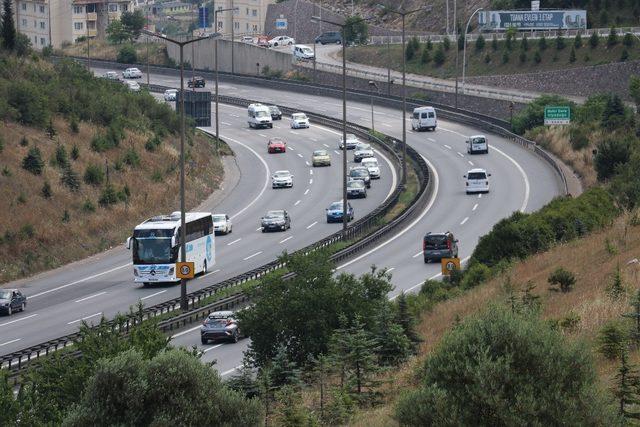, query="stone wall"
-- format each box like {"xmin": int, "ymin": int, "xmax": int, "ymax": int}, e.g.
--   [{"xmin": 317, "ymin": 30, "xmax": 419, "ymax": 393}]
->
[{"xmin": 467, "ymin": 60, "xmax": 640, "ymax": 102}]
